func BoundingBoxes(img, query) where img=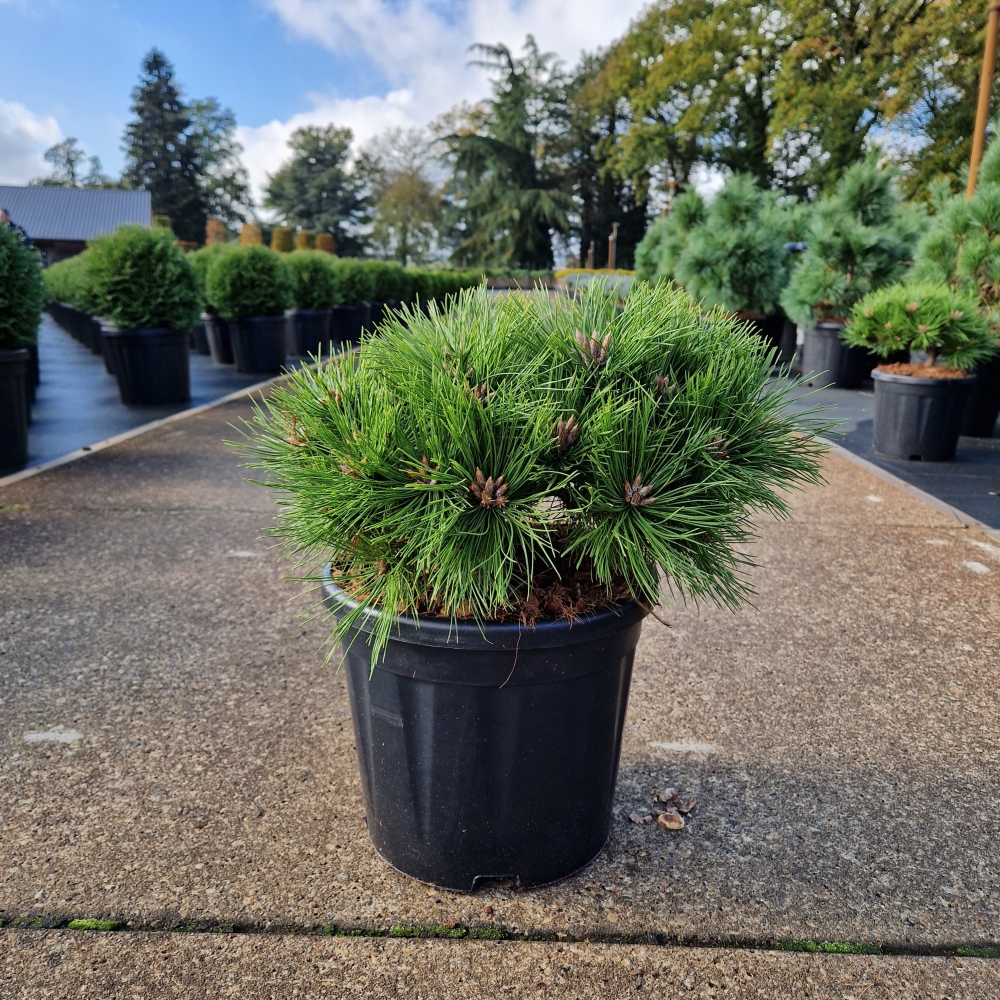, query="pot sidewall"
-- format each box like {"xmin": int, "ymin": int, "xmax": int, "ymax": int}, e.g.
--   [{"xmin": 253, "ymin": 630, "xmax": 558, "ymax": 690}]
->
[
  {"xmin": 323, "ymin": 574, "xmax": 645, "ymax": 891},
  {"xmin": 230, "ymin": 316, "xmax": 287, "ymax": 374},
  {"xmin": 872, "ymin": 371, "xmax": 976, "ymax": 461},
  {"xmin": 0, "ymin": 349, "xmax": 30, "ymax": 470},
  {"xmin": 100, "ymin": 326, "xmax": 191, "ymax": 406}
]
